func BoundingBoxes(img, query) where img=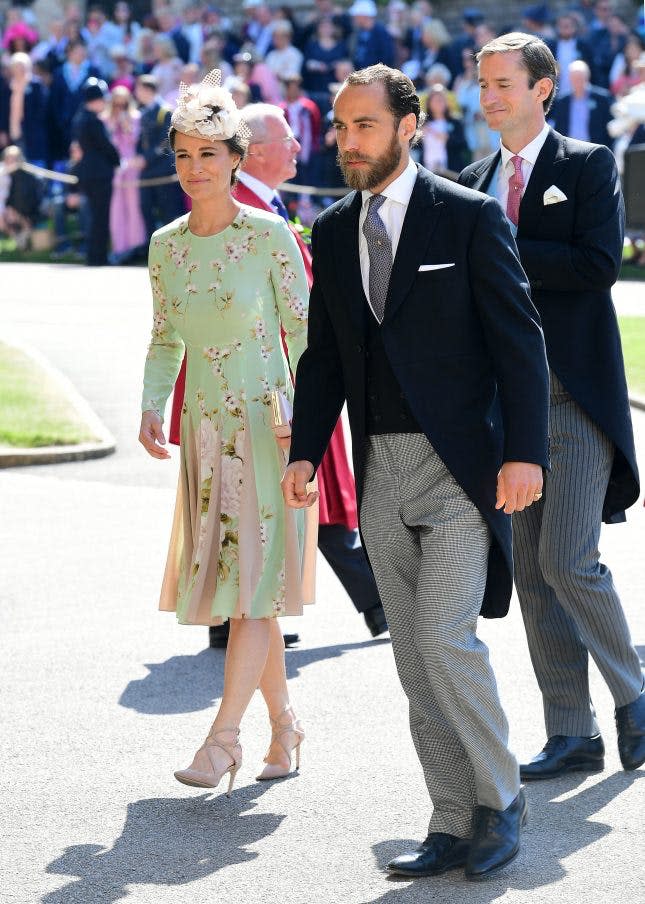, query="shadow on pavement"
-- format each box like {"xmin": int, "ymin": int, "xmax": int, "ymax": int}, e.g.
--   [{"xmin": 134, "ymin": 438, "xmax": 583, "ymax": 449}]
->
[
  {"xmin": 118, "ymin": 639, "xmax": 391, "ymax": 715},
  {"xmin": 43, "ymin": 784, "xmax": 281, "ymax": 904},
  {"xmin": 364, "ymin": 771, "xmax": 643, "ymax": 903}
]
